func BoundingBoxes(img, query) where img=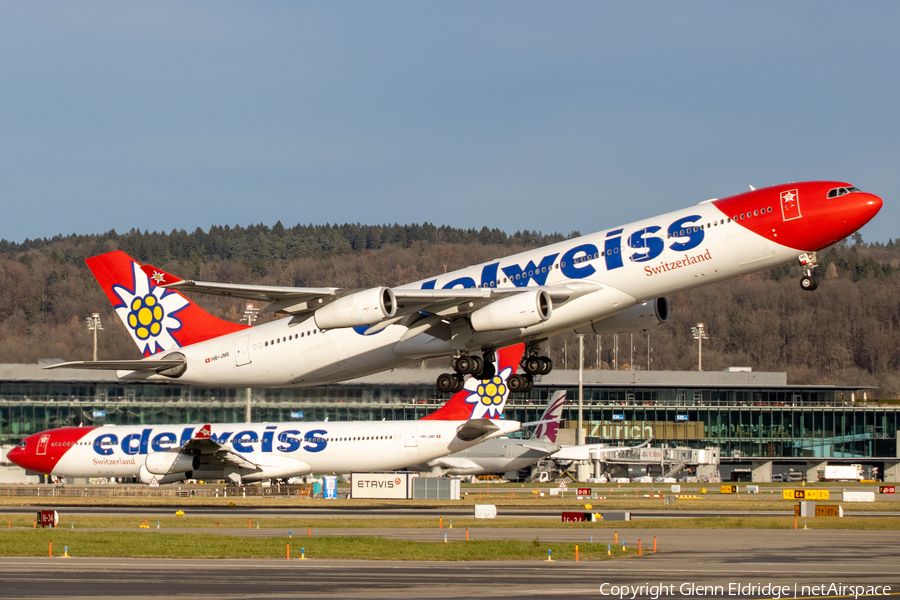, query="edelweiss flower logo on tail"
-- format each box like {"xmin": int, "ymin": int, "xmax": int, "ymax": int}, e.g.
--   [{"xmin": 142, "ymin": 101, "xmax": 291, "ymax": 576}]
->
[
  {"xmin": 112, "ymin": 262, "xmax": 189, "ymax": 356},
  {"xmin": 418, "ymin": 343, "xmax": 525, "ymax": 422},
  {"xmin": 460, "ymin": 344, "xmax": 525, "ymax": 419},
  {"xmin": 463, "ymin": 367, "xmax": 514, "ymax": 419}
]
